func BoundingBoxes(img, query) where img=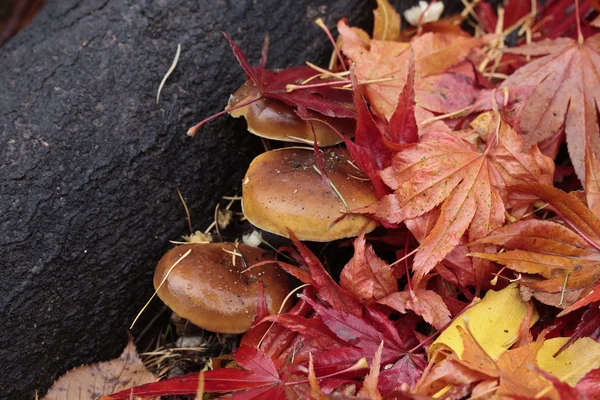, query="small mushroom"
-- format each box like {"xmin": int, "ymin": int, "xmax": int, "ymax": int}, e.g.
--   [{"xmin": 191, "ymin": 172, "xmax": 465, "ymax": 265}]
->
[
  {"xmin": 242, "ymin": 147, "xmax": 378, "ymax": 241},
  {"xmin": 227, "ymin": 80, "xmax": 355, "ymax": 146},
  {"xmin": 154, "ymin": 243, "xmax": 292, "ymax": 334}
]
